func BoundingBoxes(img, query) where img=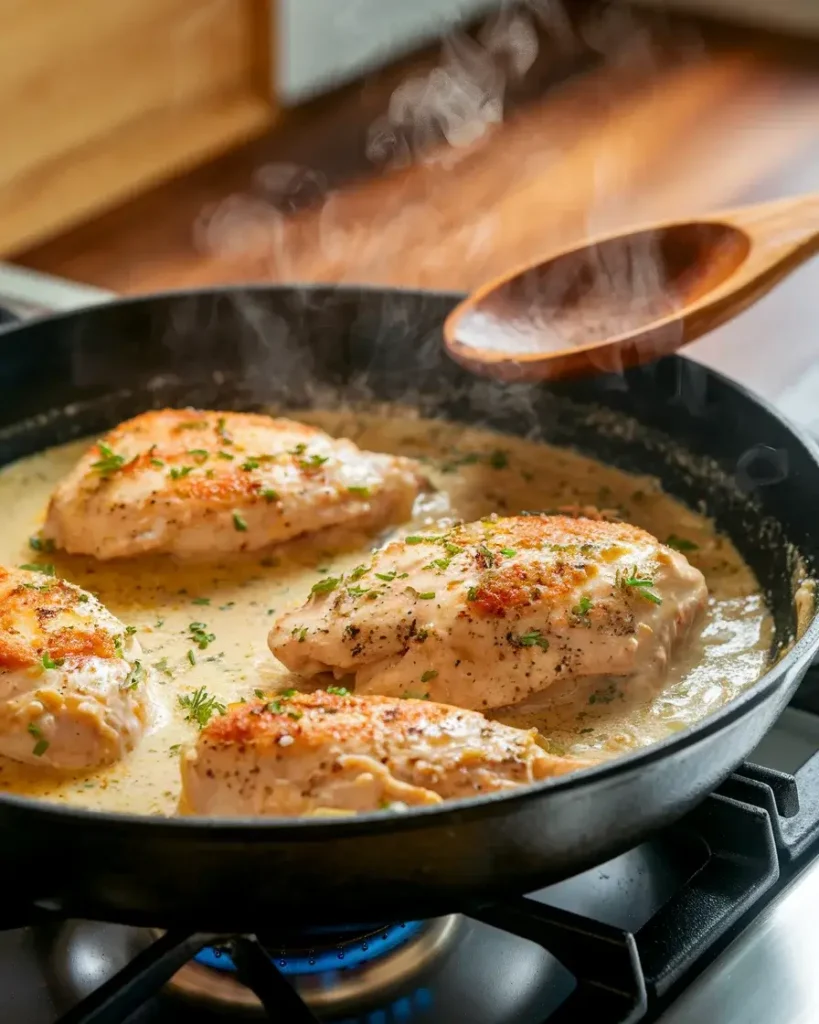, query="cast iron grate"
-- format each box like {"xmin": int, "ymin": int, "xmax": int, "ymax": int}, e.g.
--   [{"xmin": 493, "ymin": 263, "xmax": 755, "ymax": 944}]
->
[{"xmin": 7, "ymin": 762, "xmax": 808, "ymax": 1024}]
